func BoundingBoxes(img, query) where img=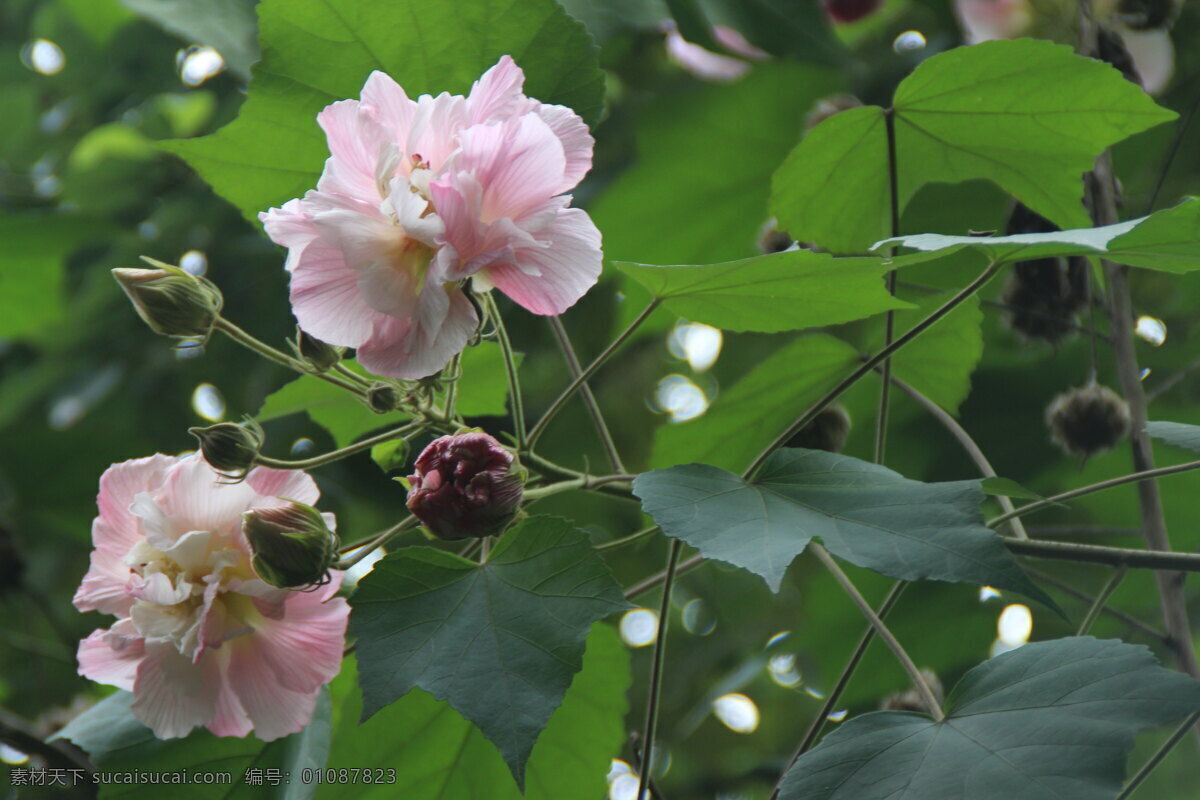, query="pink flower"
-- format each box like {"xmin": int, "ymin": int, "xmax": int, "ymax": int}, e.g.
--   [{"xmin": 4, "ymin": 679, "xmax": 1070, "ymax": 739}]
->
[
  {"xmin": 662, "ymin": 22, "xmax": 767, "ymax": 83},
  {"xmin": 259, "ymin": 56, "xmax": 603, "ymax": 380},
  {"xmin": 73, "ymin": 453, "xmax": 349, "ymax": 741}
]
